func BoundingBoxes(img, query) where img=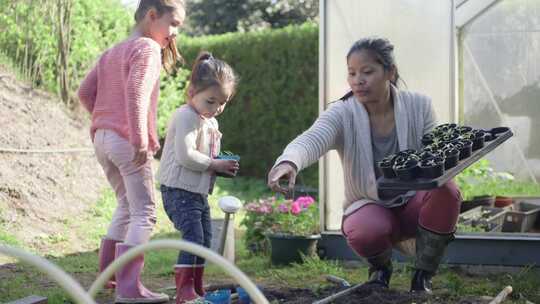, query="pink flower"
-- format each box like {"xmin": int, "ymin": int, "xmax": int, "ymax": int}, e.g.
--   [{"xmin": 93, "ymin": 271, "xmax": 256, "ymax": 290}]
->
[
  {"xmin": 257, "ymin": 205, "xmax": 272, "ymax": 214},
  {"xmin": 278, "ymin": 203, "xmax": 289, "ymax": 213},
  {"xmin": 244, "ymin": 203, "xmax": 259, "ymax": 212},
  {"xmin": 290, "ymin": 201, "xmax": 302, "ymax": 215},
  {"xmin": 295, "ymin": 196, "xmax": 315, "ymax": 208}
]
